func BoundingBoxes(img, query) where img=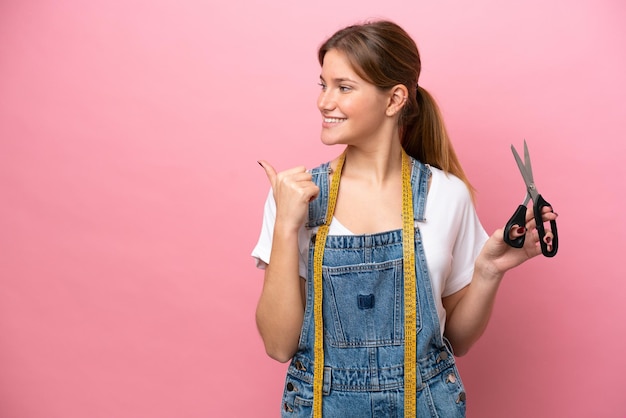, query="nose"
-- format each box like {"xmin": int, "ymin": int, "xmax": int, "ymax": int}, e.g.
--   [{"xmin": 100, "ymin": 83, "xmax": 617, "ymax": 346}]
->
[{"xmin": 317, "ymin": 89, "xmax": 335, "ymax": 112}]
